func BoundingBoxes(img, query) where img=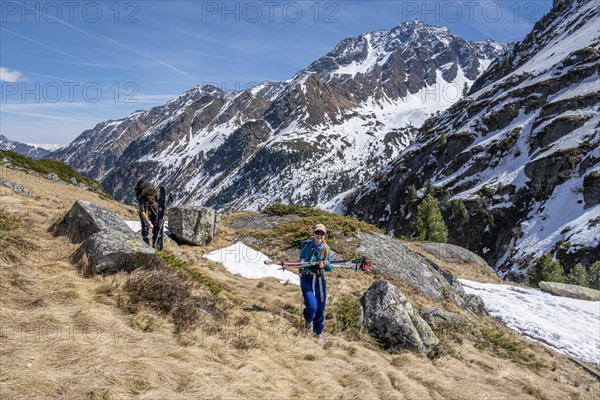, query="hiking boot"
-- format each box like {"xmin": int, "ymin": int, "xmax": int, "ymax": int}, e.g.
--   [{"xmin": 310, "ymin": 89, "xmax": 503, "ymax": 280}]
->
[
  {"xmin": 305, "ymin": 321, "xmax": 313, "ymax": 330},
  {"xmin": 314, "ymin": 333, "xmax": 323, "ymax": 341}
]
